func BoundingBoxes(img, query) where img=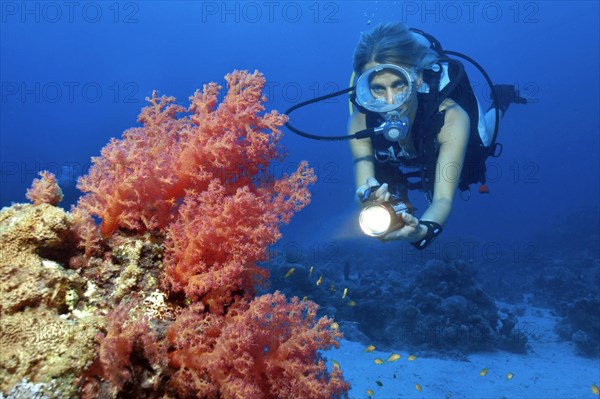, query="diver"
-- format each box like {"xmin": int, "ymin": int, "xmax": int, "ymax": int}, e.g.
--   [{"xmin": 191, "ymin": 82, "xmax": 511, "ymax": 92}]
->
[
  {"xmin": 284, "ymin": 22, "xmax": 527, "ymax": 250},
  {"xmin": 348, "ymin": 22, "xmax": 527, "ymax": 248}
]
